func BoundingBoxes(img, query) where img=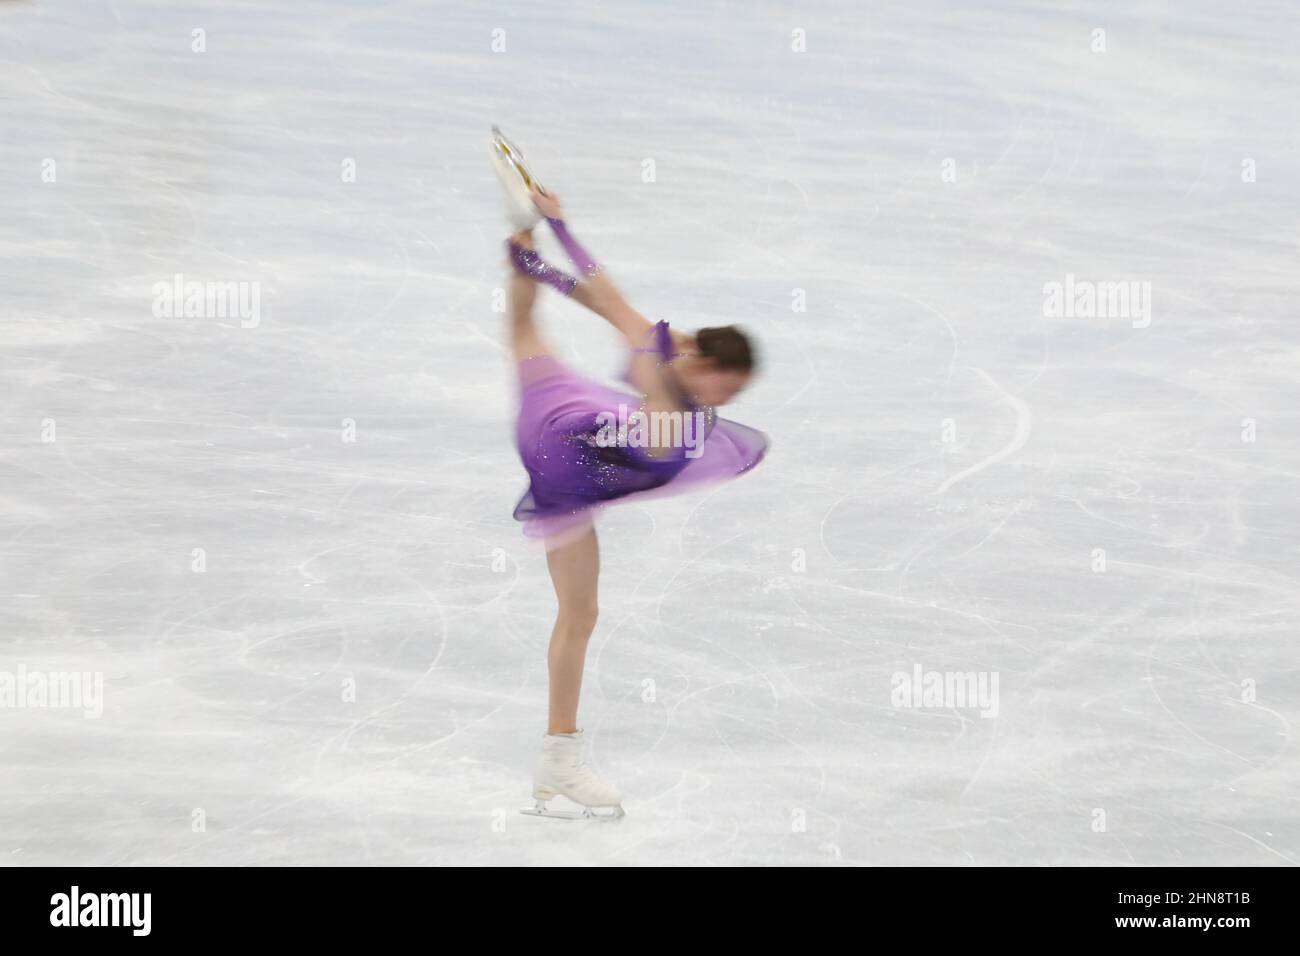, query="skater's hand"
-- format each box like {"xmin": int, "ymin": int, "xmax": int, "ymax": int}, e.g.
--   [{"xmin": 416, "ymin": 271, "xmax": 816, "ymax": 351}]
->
[{"xmin": 531, "ymin": 188, "xmax": 564, "ymax": 220}]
